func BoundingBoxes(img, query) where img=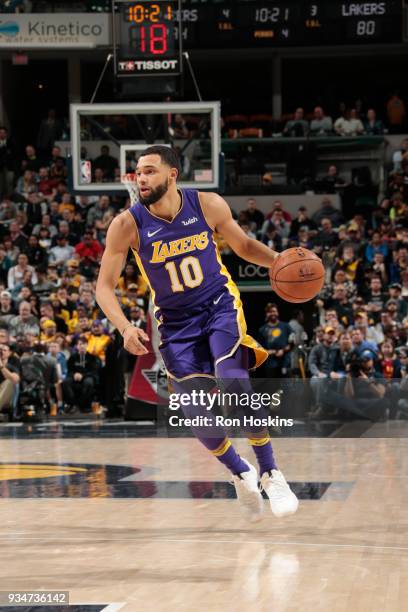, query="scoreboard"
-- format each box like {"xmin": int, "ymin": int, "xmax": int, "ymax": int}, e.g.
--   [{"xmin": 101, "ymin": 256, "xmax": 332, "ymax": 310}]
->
[
  {"xmin": 113, "ymin": 1, "xmax": 402, "ymax": 77},
  {"xmin": 181, "ymin": 1, "xmax": 402, "ymax": 48}
]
